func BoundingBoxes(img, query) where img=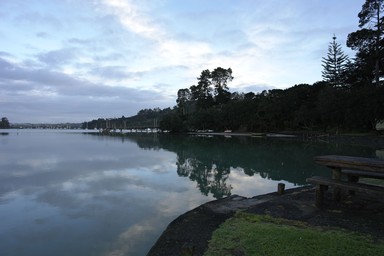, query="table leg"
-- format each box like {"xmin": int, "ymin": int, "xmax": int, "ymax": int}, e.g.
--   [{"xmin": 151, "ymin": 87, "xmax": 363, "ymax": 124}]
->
[
  {"xmin": 332, "ymin": 167, "xmax": 341, "ymax": 201},
  {"xmin": 315, "ymin": 184, "xmax": 327, "ymax": 208},
  {"xmin": 347, "ymin": 175, "xmax": 359, "ymax": 195}
]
